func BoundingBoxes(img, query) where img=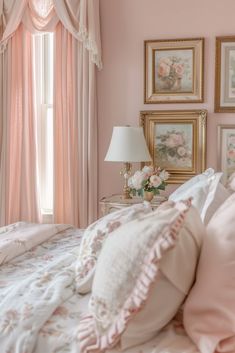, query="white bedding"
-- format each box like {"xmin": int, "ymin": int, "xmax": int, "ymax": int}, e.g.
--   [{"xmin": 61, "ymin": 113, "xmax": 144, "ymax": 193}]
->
[{"xmin": 0, "ymin": 223, "xmax": 199, "ymax": 353}]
